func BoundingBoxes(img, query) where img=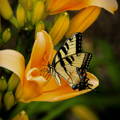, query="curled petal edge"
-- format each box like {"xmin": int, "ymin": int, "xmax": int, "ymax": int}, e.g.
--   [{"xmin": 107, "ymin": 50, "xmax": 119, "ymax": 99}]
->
[
  {"xmin": 0, "ymin": 50, "xmax": 25, "ymax": 84},
  {"xmin": 47, "ymin": 0, "xmax": 118, "ymax": 14}
]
